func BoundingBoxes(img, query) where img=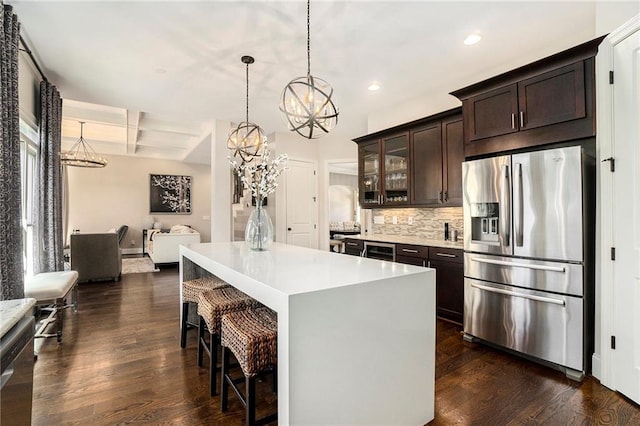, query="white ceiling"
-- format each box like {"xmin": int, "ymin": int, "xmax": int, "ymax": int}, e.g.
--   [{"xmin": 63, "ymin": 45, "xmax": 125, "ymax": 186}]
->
[{"xmin": 9, "ymin": 1, "xmax": 612, "ymax": 163}]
